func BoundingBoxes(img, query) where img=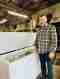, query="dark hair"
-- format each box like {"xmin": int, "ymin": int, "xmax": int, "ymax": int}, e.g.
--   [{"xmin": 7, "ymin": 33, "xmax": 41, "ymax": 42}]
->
[{"xmin": 46, "ymin": 13, "xmax": 53, "ymax": 23}]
